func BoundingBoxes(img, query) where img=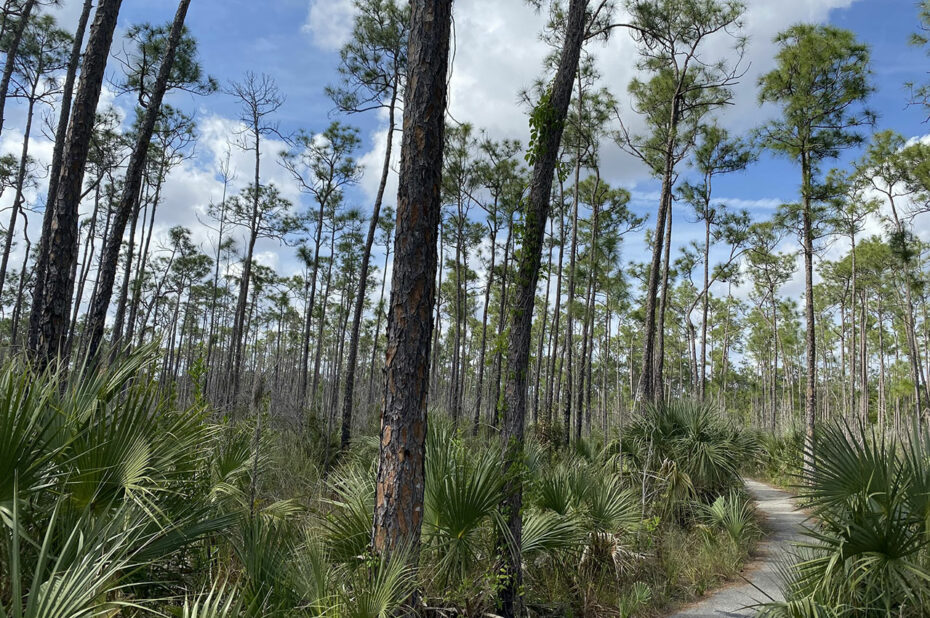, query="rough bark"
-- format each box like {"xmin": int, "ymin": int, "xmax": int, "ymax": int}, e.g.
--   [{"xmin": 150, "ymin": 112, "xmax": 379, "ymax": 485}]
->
[
  {"xmin": 370, "ymin": 0, "xmax": 452, "ymax": 566},
  {"xmin": 28, "ymin": 0, "xmax": 123, "ymax": 367},
  {"xmin": 28, "ymin": 0, "xmax": 93, "ymax": 352}
]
